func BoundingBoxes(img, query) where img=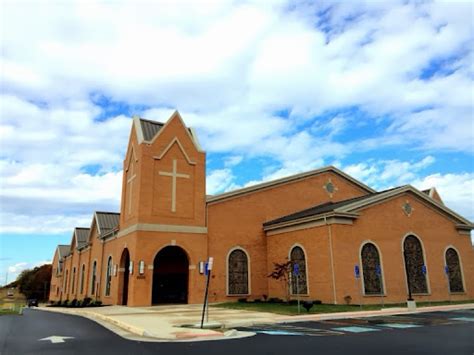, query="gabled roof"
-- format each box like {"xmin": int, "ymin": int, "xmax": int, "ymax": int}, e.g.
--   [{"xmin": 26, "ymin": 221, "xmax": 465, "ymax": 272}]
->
[
  {"xmin": 57, "ymin": 245, "xmax": 70, "ymax": 259},
  {"xmin": 139, "ymin": 118, "xmax": 165, "ymax": 141},
  {"xmin": 75, "ymin": 227, "xmax": 90, "ymax": 249},
  {"xmin": 264, "ymin": 185, "xmax": 473, "ymax": 232},
  {"xmin": 94, "ymin": 211, "xmax": 120, "ymax": 238},
  {"xmin": 207, "ymin": 166, "xmax": 376, "ymax": 204},
  {"xmin": 132, "ymin": 111, "xmax": 202, "ymax": 151}
]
